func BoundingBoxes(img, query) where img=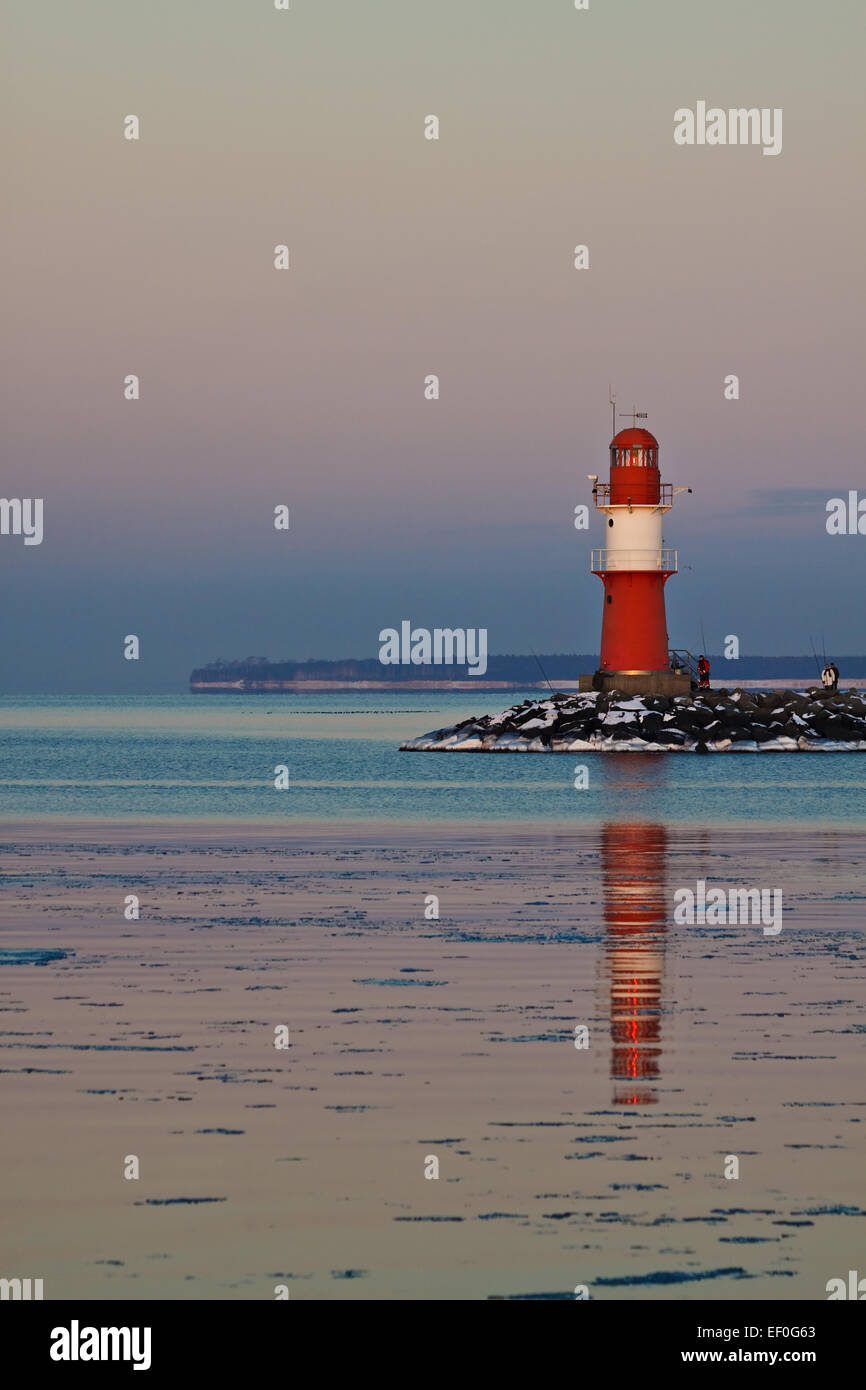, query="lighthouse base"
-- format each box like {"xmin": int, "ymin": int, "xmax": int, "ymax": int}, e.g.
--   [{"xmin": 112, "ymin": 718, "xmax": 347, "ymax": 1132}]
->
[{"xmin": 579, "ymin": 670, "xmax": 694, "ymax": 697}]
